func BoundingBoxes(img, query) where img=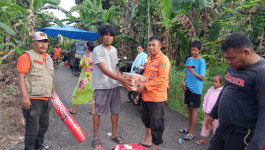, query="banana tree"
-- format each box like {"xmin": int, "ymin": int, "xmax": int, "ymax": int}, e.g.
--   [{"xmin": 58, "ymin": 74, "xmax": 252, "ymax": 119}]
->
[
  {"xmin": 0, "ymin": 1, "xmax": 28, "ymax": 52},
  {"xmin": 158, "ymin": 0, "xmax": 196, "ymax": 62},
  {"xmin": 0, "ymin": 0, "xmax": 64, "ymax": 56},
  {"xmin": 64, "ymin": 0, "xmax": 120, "ymax": 32},
  {"xmin": 0, "ymin": 2, "xmax": 26, "ymax": 35}
]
